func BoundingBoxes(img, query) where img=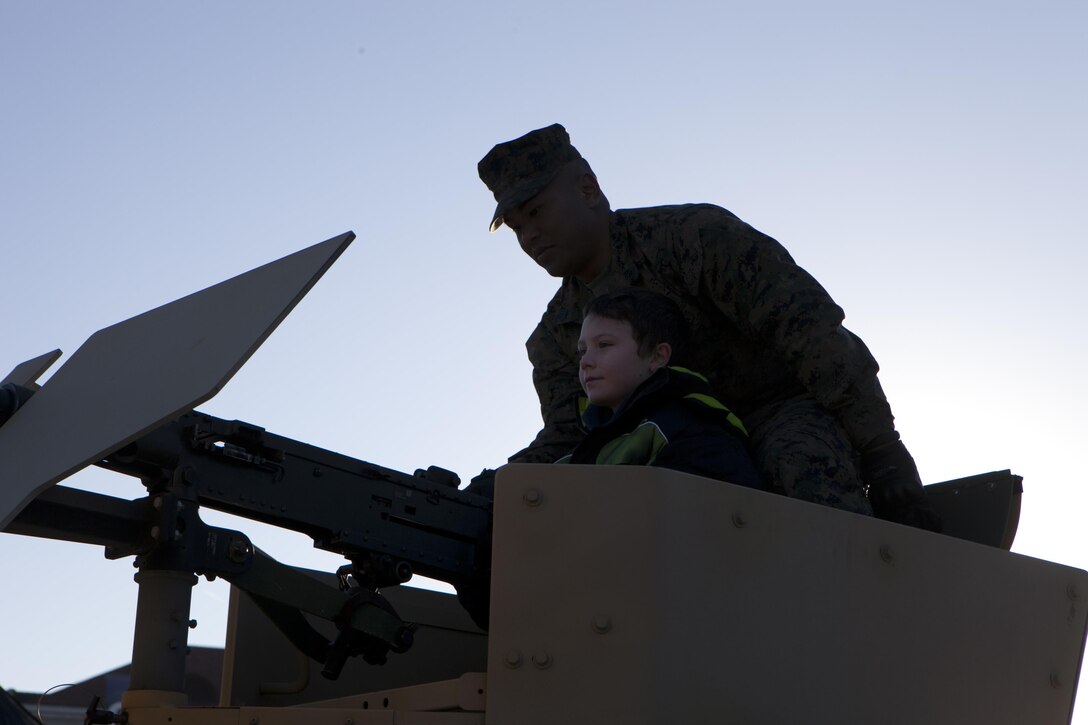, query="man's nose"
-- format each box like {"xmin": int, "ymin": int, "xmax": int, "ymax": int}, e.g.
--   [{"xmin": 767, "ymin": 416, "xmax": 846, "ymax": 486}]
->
[{"xmin": 518, "ymin": 224, "xmax": 540, "ymax": 249}]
